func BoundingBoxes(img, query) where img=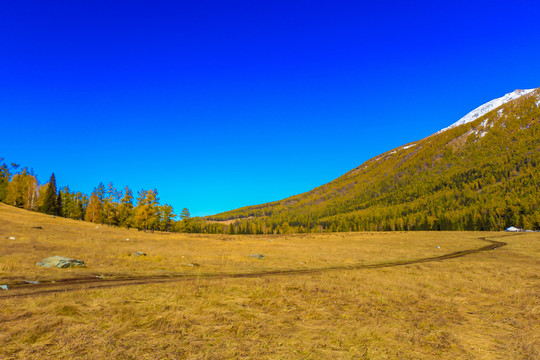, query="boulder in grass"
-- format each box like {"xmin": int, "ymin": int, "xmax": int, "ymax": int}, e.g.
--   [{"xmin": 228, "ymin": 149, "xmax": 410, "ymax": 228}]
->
[
  {"xmin": 249, "ymin": 254, "xmax": 265, "ymax": 260},
  {"xmin": 35, "ymin": 256, "xmax": 86, "ymax": 268},
  {"xmin": 132, "ymin": 251, "xmax": 146, "ymax": 257},
  {"xmin": 181, "ymin": 262, "xmax": 200, "ymax": 267}
]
